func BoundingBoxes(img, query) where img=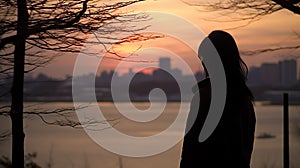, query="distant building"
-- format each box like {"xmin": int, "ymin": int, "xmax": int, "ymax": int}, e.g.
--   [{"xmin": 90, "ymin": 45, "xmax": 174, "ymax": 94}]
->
[
  {"xmin": 171, "ymin": 68, "xmax": 182, "ymax": 79},
  {"xmin": 248, "ymin": 67, "xmax": 261, "ymax": 85},
  {"xmin": 159, "ymin": 57, "xmax": 171, "ymax": 71},
  {"xmin": 128, "ymin": 68, "xmax": 134, "ymax": 76},
  {"xmin": 260, "ymin": 63, "xmax": 280, "ymax": 86},
  {"xmin": 279, "ymin": 59, "xmax": 297, "ymax": 86}
]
